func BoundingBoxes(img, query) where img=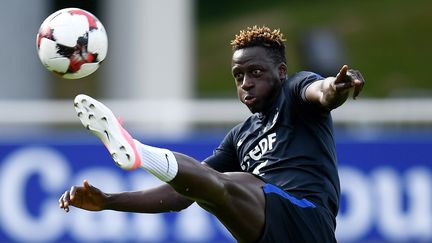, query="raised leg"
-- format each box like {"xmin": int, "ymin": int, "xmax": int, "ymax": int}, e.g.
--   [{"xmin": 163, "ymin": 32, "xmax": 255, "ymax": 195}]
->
[{"xmin": 74, "ymin": 94, "xmax": 266, "ymax": 242}]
